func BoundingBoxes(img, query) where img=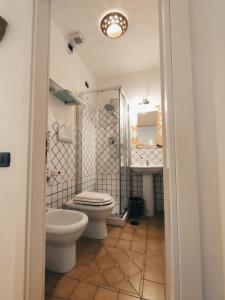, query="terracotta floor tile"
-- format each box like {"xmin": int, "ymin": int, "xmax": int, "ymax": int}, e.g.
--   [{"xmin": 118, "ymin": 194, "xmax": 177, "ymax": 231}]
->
[
  {"xmin": 51, "ymin": 277, "xmax": 78, "ymax": 299},
  {"xmin": 85, "ymin": 273, "xmax": 108, "ymax": 285},
  {"xmin": 82, "ymin": 260, "xmax": 99, "ymax": 278},
  {"xmin": 142, "ymin": 280, "xmax": 165, "ymax": 300},
  {"xmin": 118, "ymin": 293, "xmax": 140, "ymax": 300},
  {"xmin": 70, "ymin": 282, "xmax": 98, "ymax": 300},
  {"xmin": 66, "ymin": 260, "xmax": 99, "ymax": 280},
  {"xmin": 45, "ymin": 216, "xmax": 165, "ymax": 300},
  {"xmin": 145, "ymin": 253, "xmax": 165, "ymax": 268},
  {"xmin": 144, "ymin": 265, "xmax": 165, "ymax": 283},
  {"xmin": 117, "ymin": 239, "xmax": 132, "ymax": 251},
  {"xmin": 96, "ymin": 254, "xmax": 115, "ymax": 270},
  {"xmin": 108, "ymin": 227, "xmax": 122, "ymax": 239},
  {"xmin": 45, "ymin": 272, "xmax": 62, "ymax": 293},
  {"xmin": 76, "ymin": 253, "xmax": 95, "ymax": 266},
  {"xmin": 45, "ymin": 294, "xmax": 62, "ymax": 300},
  {"xmin": 102, "ymin": 237, "xmax": 118, "ymax": 247},
  {"xmin": 85, "ymin": 241, "xmax": 102, "ymax": 255},
  {"xmin": 147, "ymin": 234, "xmax": 162, "ymax": 244},
  {"xmin": 120, "ymin": 261, "xmax": 140, "ymax": 277},
  {"xmin": 96, "ymin": 247, "xmax": 108, "ymax": 258},
  {"xmin": 131, "ymin": 241, "xmax": 146, "ymax": 254},
  {"xmin": 103, "ymin": 266, "xmax": 125, "ymax": 285},
  {"xmin": 133, "ymin": 256, "xmax": 144, "ymax": 270},
  {"xmin": 66, "ymin": 264, "xmax": 89, "ymax": 280},
  {"xmin": 112, "ymin": 280, "xmax": 138, "ymax": 295},
  {"xmin": 147, "ymin": 227, "xmax": 162, "ymax": 238},
  {"xmin": 70, "ymin": 260, "xmax": 99, "ymax": 280},
  {"xmin": 105, "ymin": 246, "xmax": 121, "ymax": 254},
  {"xmin": 93, "ymin": 287, "xmax": 118, "ymax": 300},
  {"xmin": 133, "ymin": 233, "xmax": 147, "ymax": 241},
  {"xmin": 135, "ymin": 228, "xmax": 147, "ymax": 236},
  {"xmin": 128, "ymin": 272, "xmax": 142, "ymax": 294},
  {"xmin": 148, "ymin": 246, "xmax": 163, "ymax": 256},
  {"xmin": 120, "ymin": 232, "xmax": 134, "ymax": 241},
  {"xmin": 111, "ymin": 250, "xmax": 130, "ymax": 265},
  {"xmin": 125, "ymin": 250, "xmax": 141, "ymax": 260},
  {"xmin": 147, "ymin": 239, "xmax": 163, "ymax": 250},
  {"xmin": 123, "ymin": 226, "xmax": 136, "ymax": 234}
]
